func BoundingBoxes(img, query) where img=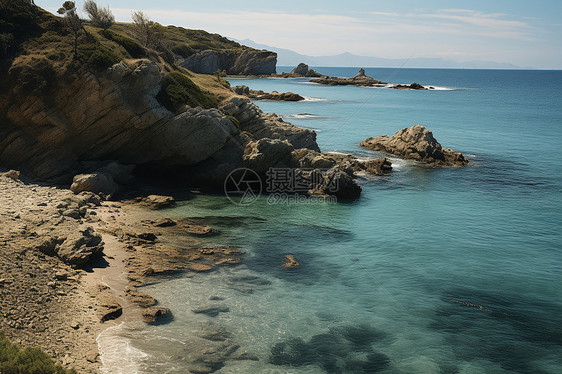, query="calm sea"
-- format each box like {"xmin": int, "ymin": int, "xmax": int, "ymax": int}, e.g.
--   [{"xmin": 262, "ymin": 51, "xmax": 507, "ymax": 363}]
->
[{"xmin": 98, "ymin": 67, "xmax": 562, "ymax": 373}]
